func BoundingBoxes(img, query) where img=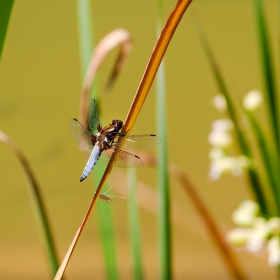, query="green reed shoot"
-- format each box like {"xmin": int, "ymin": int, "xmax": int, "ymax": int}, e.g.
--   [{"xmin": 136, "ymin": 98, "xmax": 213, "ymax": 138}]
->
[
  {"xmin": 77, "ymin": 1, "xmax": 119, "ymax": 278},
  {"xmin": 254, "ymin": 0, "xmax": 279, "ymax": 158},
  {"xmin": 0, "ymin": 0, "xmax": 13, "ymax": 61},
  {"xmin": 156, "ymin": 0, "xmax": 172, "ymax": 279},
  {"xmin": 128, "ymin": 168, "xmax": 143, "ymax": 280}
]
